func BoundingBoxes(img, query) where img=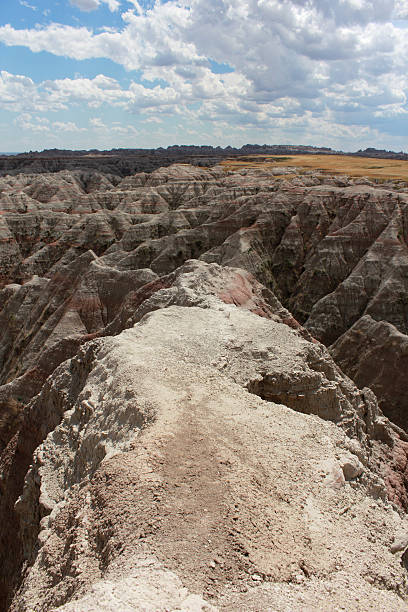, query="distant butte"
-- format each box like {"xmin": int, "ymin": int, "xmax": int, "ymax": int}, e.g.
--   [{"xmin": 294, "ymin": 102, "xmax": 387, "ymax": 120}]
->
[{"xmin": 0, "ymin": 144, "xmax": 407, "ymax": 178}]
